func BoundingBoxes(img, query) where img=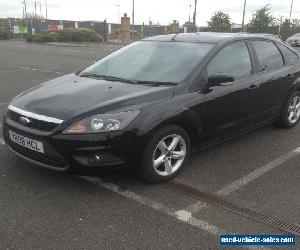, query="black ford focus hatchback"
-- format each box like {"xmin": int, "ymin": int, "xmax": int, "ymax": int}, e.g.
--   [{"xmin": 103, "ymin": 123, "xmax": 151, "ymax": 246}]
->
[{"xmin": 3, "ymin": 33, "xmax": 300, "ymax": 182}]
